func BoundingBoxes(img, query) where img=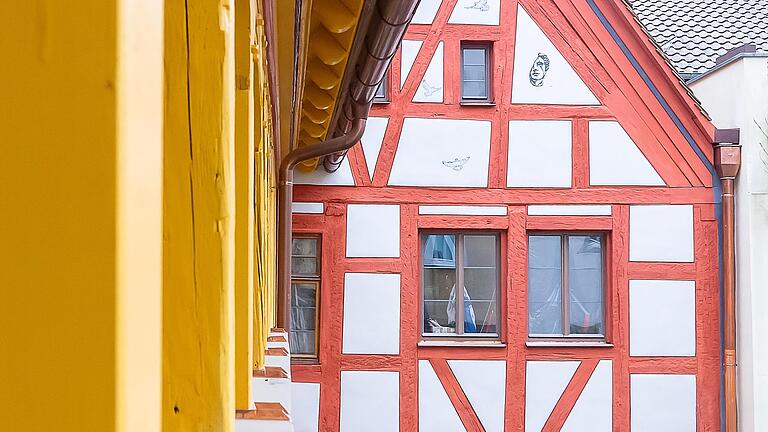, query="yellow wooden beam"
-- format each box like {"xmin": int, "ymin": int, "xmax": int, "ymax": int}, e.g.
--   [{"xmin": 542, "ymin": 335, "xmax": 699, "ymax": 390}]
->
[
  {"xmin": 234, "ymin": 0, "xmax": 256, "ymax": 411},
  {"xmin": 163, "ymin": 0, "xmax": 236, "ymax": 430},
  {"xmin": 0, "ymin": 1, "xmax": 163, "ymax": 431}
]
